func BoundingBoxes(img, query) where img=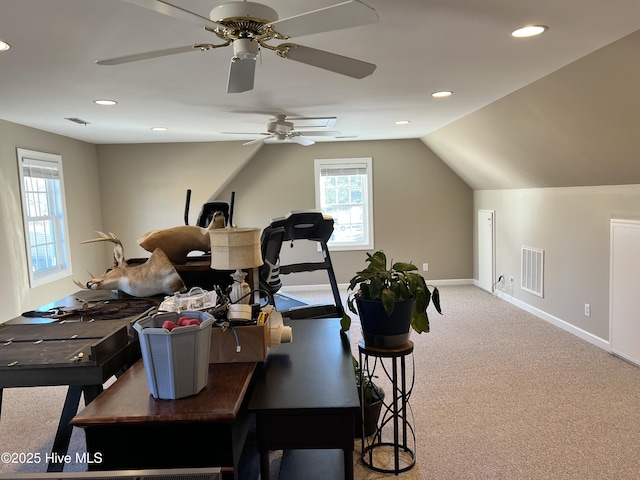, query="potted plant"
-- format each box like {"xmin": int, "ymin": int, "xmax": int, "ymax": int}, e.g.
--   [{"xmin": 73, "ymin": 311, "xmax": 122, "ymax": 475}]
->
[
  {"xmin": 353, "ymin": 356, "xmax": 385, "ymax": 437},
  {"xmin": 340, "ymin": 250, "xmax": 442, "ymax": 348}
]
